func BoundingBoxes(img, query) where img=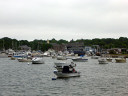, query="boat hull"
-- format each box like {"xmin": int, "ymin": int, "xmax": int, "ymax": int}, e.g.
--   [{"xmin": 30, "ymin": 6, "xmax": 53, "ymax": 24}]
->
[
  {"xmin": 32, "ymin": 61, "xmax": 44, "ymax": 64},
  {"xmin": 72, "ymin": 59, "xmax": 88, "ymax": 62},
  {"xmin": 57, "ymin": 56, "xmax": 66, "ymax": 60},
  {"xmin": 115, "ymin": 58, "xmax": 126, "ymax": 63},
  {"xmin": 98, "ymin": 59, "xmax": 108, "ymax": 64},
  {"xmin": 91, "ymin": 56, "xmax": 99, "ymax": 59},
  {"xmin": 106, "ymin": 58, "xmax": 112, "ymax": 62},
  {"xmin": 18, "ymin": 58, "xmax": 32, "ymax": 62},
  {"xmin": 10, "ymin": 57, "xmax": 16, "ymax": 60},
  {"xmin": 98, "ymin": 61, "xmax": 108, "ymax": 64},
  {"xmin": 54, "ymin": 71, "xmax": 80, "ymax": 78},
  {"xmin": 32, "ymin": 57, "xmax": 44, "ymax": 64}
]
